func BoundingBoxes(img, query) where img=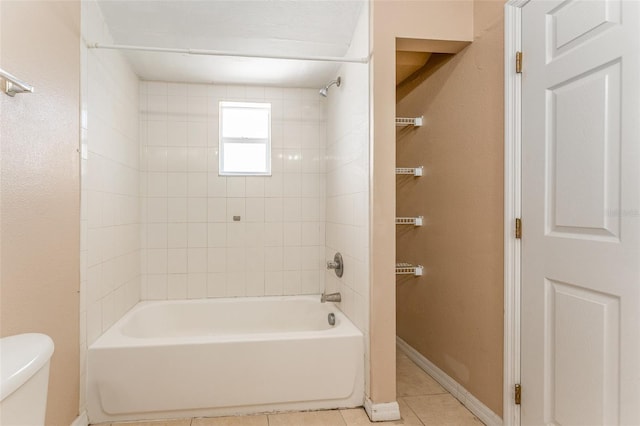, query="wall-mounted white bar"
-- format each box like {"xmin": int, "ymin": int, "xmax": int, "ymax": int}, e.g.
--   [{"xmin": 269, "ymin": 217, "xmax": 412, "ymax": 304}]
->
[
  {"xmin": 88, "ymin": 43, "xmax": 370, "ymax": 64},
  {"xmin": 396, "ymin": 166, "xmax": 423, "ymax": 177},
  {"xmin": 396, "ymin": 263, "xmax": 424, "ymax": 276},
  {"xmin": 396, "ymin": 216, "xmax": 423, "ymax": 226},
  {"xmin": 395, "ymin": 116, "xmax": 423, "ymax": 127},
  {"xmin": 0, "ymin": 68, "xmax": 35, "ymax": 97}
]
